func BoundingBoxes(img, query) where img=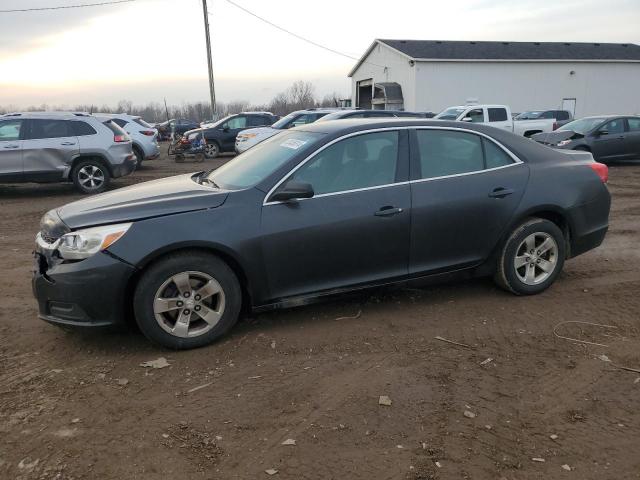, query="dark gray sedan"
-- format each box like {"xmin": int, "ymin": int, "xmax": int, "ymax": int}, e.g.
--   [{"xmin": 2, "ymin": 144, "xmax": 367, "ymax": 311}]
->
[
  {"xmin": 532, "ymin": 115, "xmax": 640, "ymax": 163},
  {"xmin": 33, "ymin": 119, "xmax": 611, "ymax": 349}
]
